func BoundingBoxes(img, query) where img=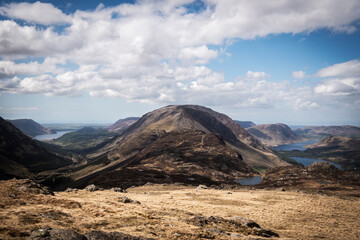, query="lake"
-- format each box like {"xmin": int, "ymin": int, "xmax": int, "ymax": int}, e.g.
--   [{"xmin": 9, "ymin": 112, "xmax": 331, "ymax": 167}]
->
[
  {"xmin": 33, "ymin": 131, "xmax": 72, "ymax": 140},
  {"xmin": 273, "ymin": 140, "xmax": 319, "ymax": 151},
  {"xmin": 290, "ymin": 157, "xmax": 343, "ymax": 169},
  {"xmin": 235, "ymin": 176, "xmax": 262, "ymax": 185}
]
